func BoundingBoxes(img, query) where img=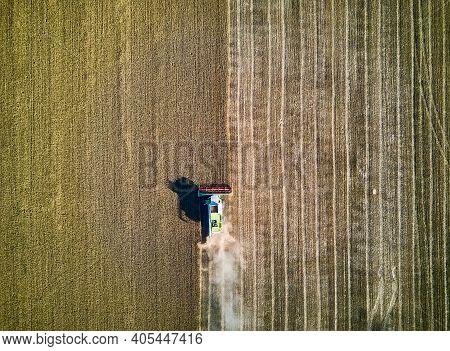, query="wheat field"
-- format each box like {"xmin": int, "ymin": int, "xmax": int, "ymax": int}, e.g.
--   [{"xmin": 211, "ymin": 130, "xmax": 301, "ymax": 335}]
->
[{"xmin": 0, "ymin": 0, "xmax": 448, "ymax": 330}]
